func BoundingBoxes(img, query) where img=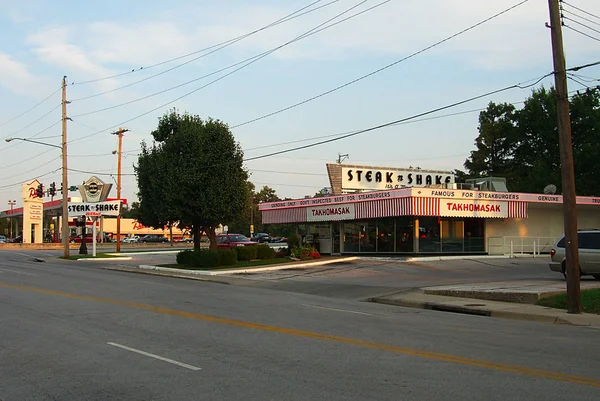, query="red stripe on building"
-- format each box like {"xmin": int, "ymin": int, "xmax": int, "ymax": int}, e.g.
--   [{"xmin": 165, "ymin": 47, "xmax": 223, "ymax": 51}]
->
[
  {"xmin": 355, "ymin": 198, "xmax": 411, "ymax": 219},
  {"xmin": 508, "ymin": 201, "xmax": 528, "ymax": 218},
  {"xmin": 262, "ymin": 207, "xmax": 306, "ymax": 224},
  {"xmin": 412, "ymin": 197, "xmax": 440, "ymax": 216}
]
